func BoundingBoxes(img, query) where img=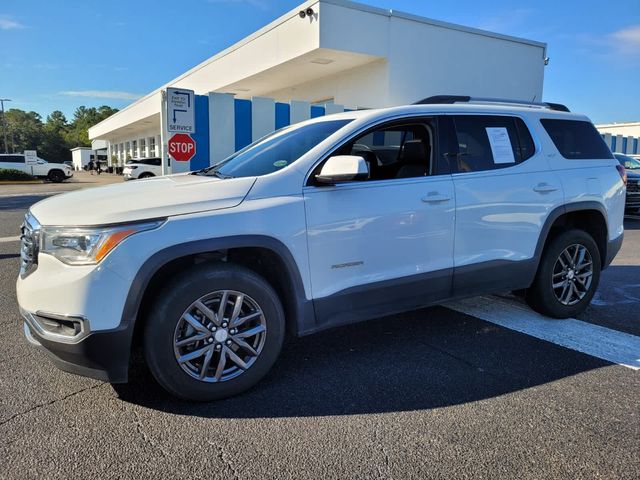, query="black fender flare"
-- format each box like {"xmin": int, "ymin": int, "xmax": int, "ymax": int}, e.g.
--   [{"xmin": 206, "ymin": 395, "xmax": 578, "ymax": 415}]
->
[
  {"xmin": 106, "ymin": 235, "xmax": 314, "ymax": 380},
  {"xmin": 533, "ymin": 200, "xmax": 609, "ymax": 267}
]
